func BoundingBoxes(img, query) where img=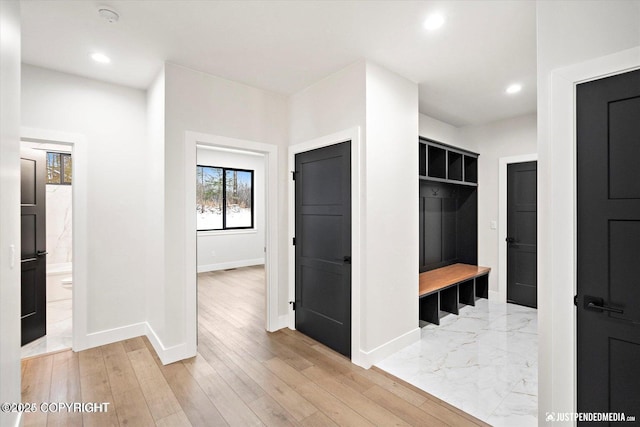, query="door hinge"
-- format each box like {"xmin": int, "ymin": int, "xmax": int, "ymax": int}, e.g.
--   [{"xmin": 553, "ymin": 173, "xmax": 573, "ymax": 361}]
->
[
  {"xmin": 574, "ymin": 295, "xmax": 578, "ymax": 306},
  {"xmin": 289, "ymin": 301, "xmax": 296, "ymax": 311},
  {"xmin": 291, "ymin": 171, "xmax": 297, "ymax": 180},
  {"xmin": 292, "ymin": 237, "xmax": 296, "ymax": 245}
]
